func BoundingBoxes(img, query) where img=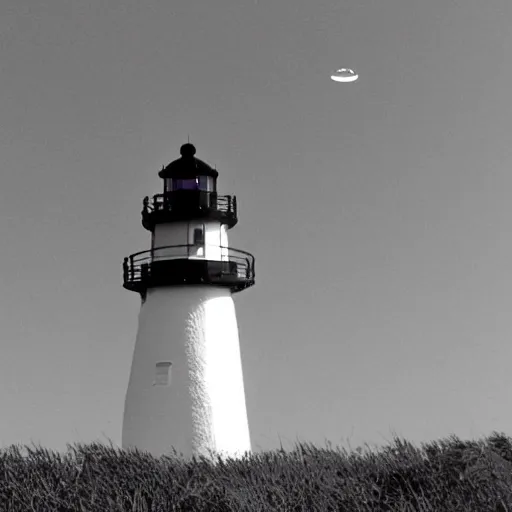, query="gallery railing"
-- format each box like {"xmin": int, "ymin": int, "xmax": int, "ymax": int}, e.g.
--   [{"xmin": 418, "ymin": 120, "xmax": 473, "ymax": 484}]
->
[
  {"xmin": 142, "ymin": 193, "xmax": 237, "ymax": 225},
  {"xmin": 123, "ymin": 244, "xmax": 255, "ymax": 293}
]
